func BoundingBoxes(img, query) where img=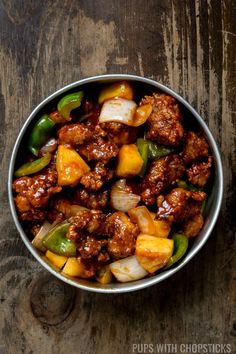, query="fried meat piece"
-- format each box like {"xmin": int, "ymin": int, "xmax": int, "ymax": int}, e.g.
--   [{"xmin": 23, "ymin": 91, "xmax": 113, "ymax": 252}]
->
[
  {"xmin": 157, "ymin": 187, "xmax": 206, "ymax": 237},
  {"xmin": 157, "ymin": 187, "xmax": 206, "ymax": 222},
  {"xmin": 80, "ymin": 162, "xmax": 114, "ymax": 191},
  {"xmin": 141, "ymin": 93, "xmax": 184, "ymax": 146},
  {"xmin": 58, "ymin": 123, "xmax": 92, "ymax": 146},
  {"xmin": 77, "ymin": 236, "xmax": 108, "ymax": 259},
  {"xmin": 67, "ymin": 210, "xmax": 108, "ymax": 261},
  {"xmin": 77, "ymin": 258, "xmax": 100, "ymax": 278},
  {"xmin": 74, "ymin": 188, "xmax": 109, "ymax": 210},
  {"xmin": 68, "ymin": 210, "xmax": 106, "ymax": 238},
  {"xmin": 100, "ymin": 122, "xmax": 138, "ymax": 146},
  {"xmin": 13, "ymin": 167, "xmax": 61, "ymax": 221},
  {"xmin": 181, "ymin": 214, "xmax": 204, "ymax": 238},
  {"xmin": 187, "ymin": 157, "xmax": 212, "ymax": 187},
  {"xmin": 104, "ymin": 212, "xmax": 139, "ymax": 259},
  {"xmin": 182, "ymin": 131, "xmax": 209, "ymax": 164},
  {"xmin": 141, "ymin": 154, "xmax": 185, "ymax": 205},
  {"xmin": 78, "ymin": 137, "xmax": 119, "ymax": 163}
]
